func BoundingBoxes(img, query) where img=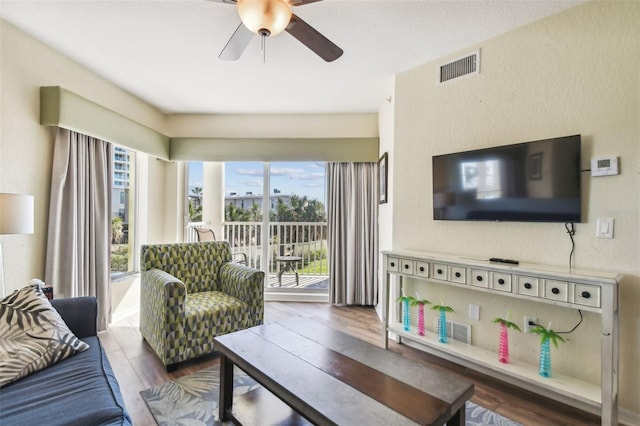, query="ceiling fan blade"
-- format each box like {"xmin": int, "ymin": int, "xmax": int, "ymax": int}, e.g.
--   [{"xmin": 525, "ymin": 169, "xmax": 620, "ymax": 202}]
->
[
  {"xmin": 219, "ymin": 22, "xmax": 254, "ymax": 61},
  {"xmin": 291, "ymin": 0, "xmax": 324, "ymax": 5},
  {"xmin": 286, "ymin": 13, "xmax": 343, "ymax": 62}
]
